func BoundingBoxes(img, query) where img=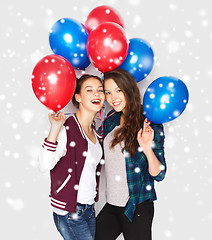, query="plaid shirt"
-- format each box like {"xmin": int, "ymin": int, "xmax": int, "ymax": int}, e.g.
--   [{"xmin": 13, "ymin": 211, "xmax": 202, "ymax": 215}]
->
[{"xmin": 98, "ymin": 110, "xmax": 166, "ymax": 222}]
